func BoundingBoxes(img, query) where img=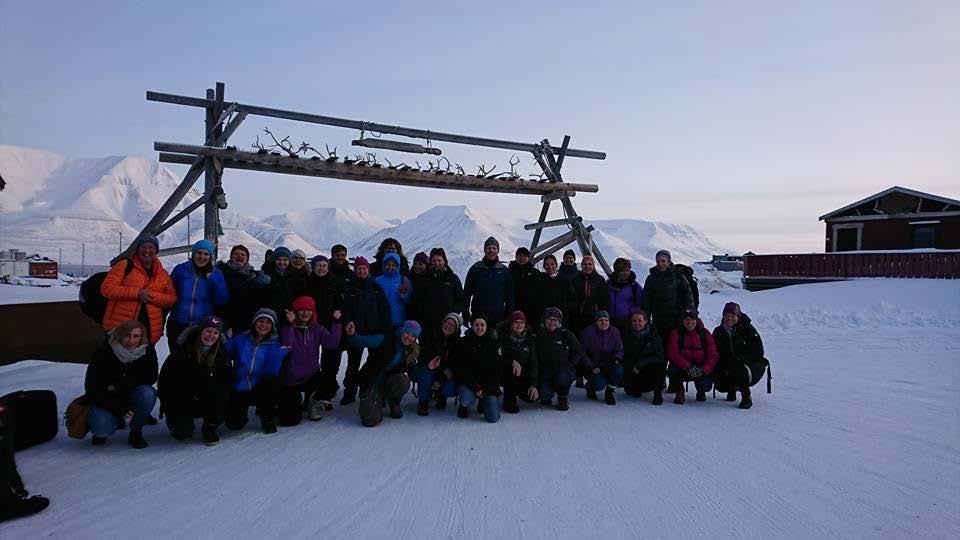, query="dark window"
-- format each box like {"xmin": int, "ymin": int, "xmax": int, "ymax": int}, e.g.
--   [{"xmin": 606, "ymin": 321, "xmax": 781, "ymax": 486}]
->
[
  {"xmin": 836, "ymin": 228, "xmax": 858, "ymax": 252},
  {"xmin": 912, "ymin": 226, "xmax": 936, "ymax": 249}
]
